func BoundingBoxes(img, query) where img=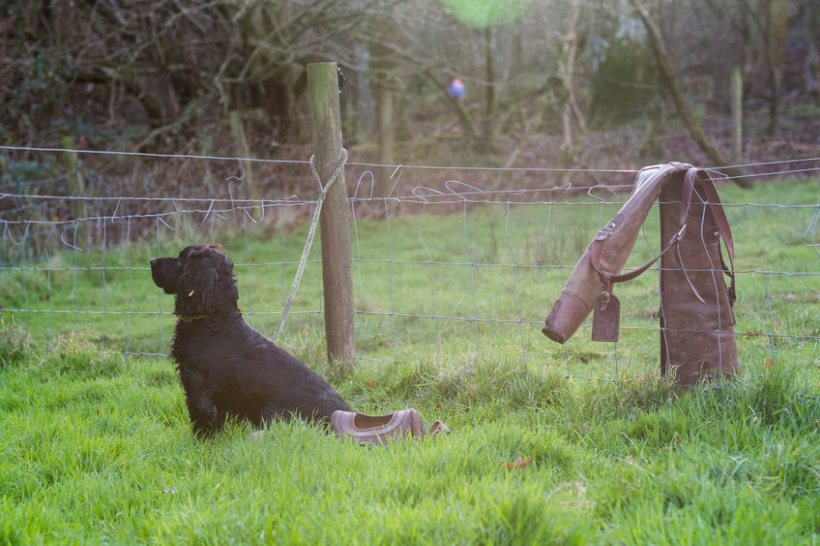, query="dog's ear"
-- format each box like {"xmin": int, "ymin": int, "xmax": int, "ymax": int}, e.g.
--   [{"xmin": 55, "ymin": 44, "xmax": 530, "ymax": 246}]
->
[{"xmin": 210, "ymin": 249, "xmax": 239, "ymax": 314}]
